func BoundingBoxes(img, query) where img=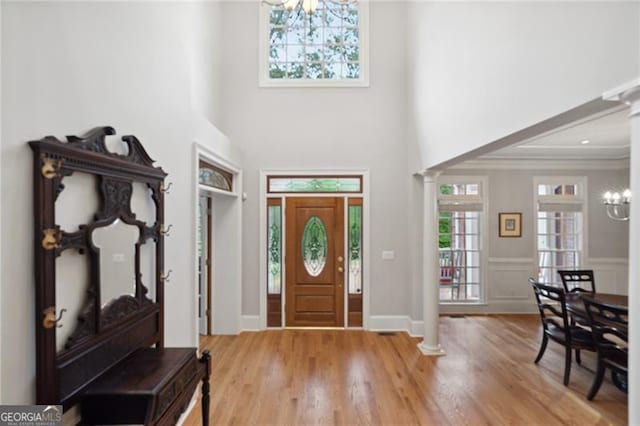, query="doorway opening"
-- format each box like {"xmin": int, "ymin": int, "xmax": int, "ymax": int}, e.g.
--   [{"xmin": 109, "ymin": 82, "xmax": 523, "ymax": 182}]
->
[
  {"xmin": 197, "ymin": 194, "xmax": 212, "ymax": 335},
  {"xmin": 193, "ymin": 144, "xmax": 242, "ymax": 339}
]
